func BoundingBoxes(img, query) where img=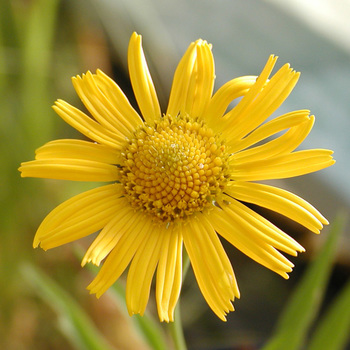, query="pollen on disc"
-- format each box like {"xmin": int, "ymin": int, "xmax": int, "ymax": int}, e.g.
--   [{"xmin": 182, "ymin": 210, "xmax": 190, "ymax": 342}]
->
[{"xmin": 120, "ymin": 115, "xmax": 229, "ymax": 223}]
